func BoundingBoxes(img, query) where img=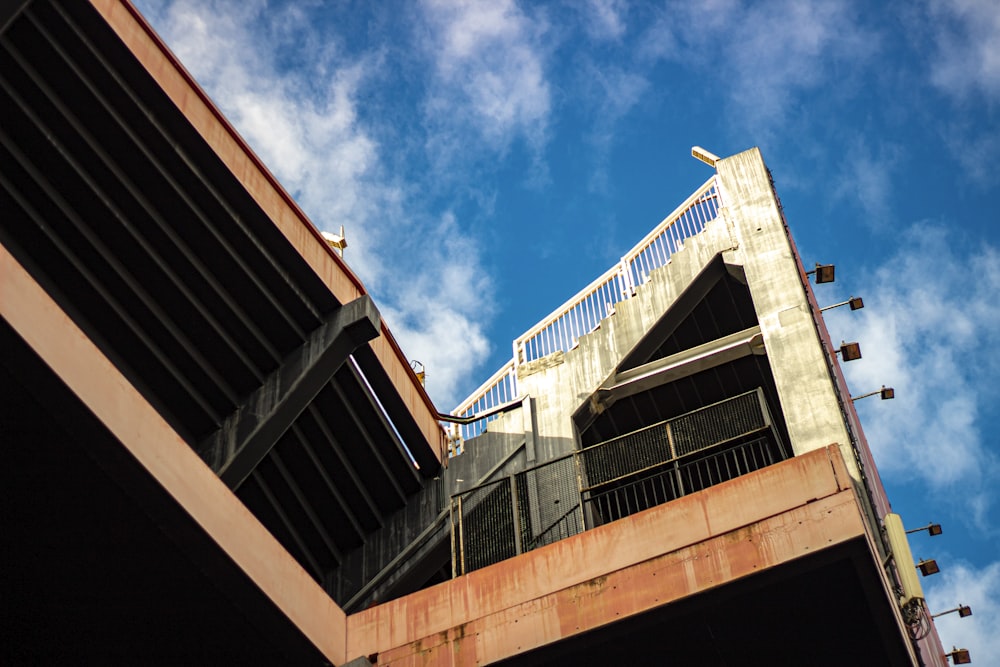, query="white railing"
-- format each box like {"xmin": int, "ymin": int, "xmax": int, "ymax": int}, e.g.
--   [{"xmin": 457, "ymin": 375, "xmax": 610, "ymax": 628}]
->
[
  {"xmin": 514, "ymin": 176, "xmax": 721, "ymax": 366},
  {"xmin": 448, "ymin": 359, "xmax": 518, "ymax": 453},
  {"xmin": 449, "ymin": 175, "xmax": 723, "ymax": 454}
]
